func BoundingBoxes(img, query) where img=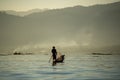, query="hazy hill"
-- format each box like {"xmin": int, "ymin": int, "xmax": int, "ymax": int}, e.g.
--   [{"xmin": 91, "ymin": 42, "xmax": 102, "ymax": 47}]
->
[
  {"xmin": 1, "ymin": 9, "xmax": 48, "ymax": 17},
  {"xmin": 0, "ymin": 2, "xmax": 120, "ymax": 53}
]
